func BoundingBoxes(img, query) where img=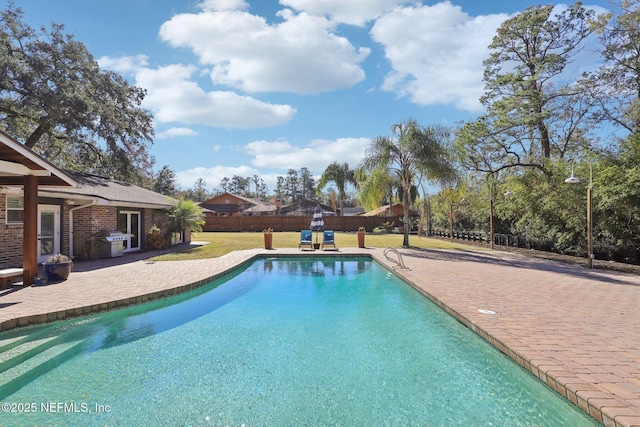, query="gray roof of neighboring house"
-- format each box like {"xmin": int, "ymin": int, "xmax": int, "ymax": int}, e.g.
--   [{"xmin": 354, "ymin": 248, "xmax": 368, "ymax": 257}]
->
[
  {"xmin": 199, "ymin": 193, "xmax": 277, "ymax": 215},
  {"xmin": 220, "ymin": 193, "xmax": 277, "ymax": 214},
  {"xmin": 279, "ymin": 200, "xmax": 335, "ymax": 216},
  {"xmin": 342, "ymin": 207, "xmax": 366, "ymax": 216},
  {"xmin": 242, "ymin": 198, "xmax": 277, "ymax": 214},
  {"xmin": 39, "ymin": 171, "xmax": 172, "ymax": 209}
]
